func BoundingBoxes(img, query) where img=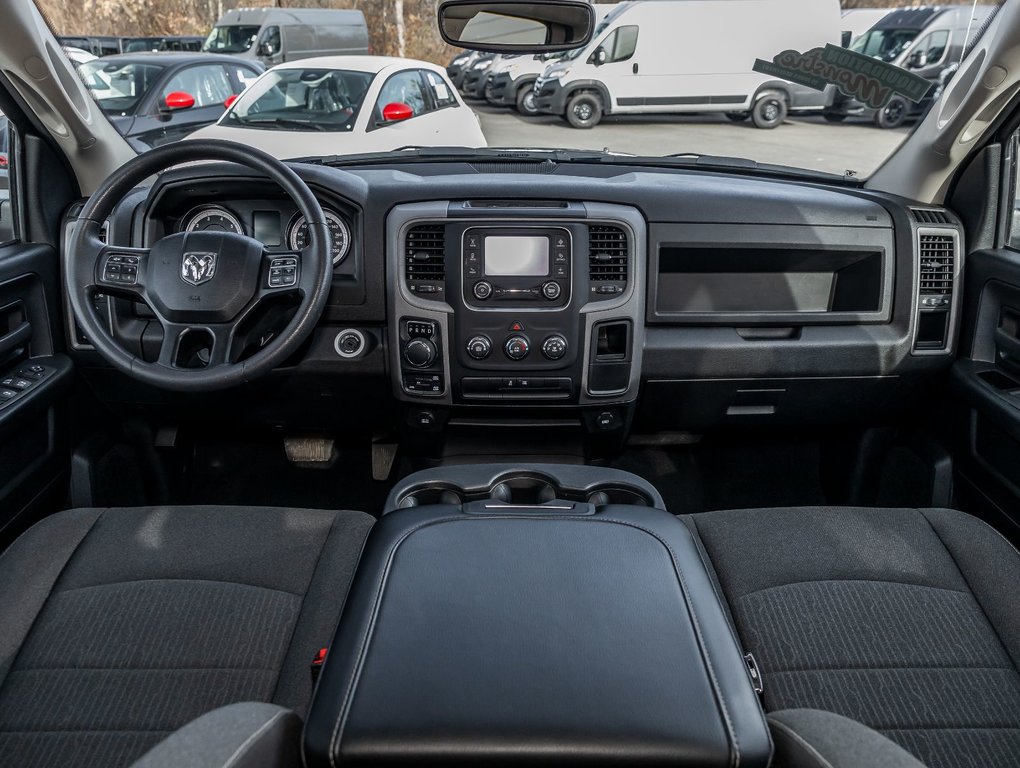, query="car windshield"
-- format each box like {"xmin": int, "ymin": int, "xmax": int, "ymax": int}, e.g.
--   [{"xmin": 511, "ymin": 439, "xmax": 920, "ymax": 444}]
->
[
  {"xmin": 77, "ymin": 61, "xmax": 164, "ymax": 114},
  {"xmin": 56, "ymin": 0, "xmax": 1005, "ymax": 178},
  {"xmin": 203, "ymin": 25, "xmax": 260, "ymax": 54},
  {"xmin": 850, "ymin": 28, "xmax": 920, "ymax": 62},
  {"xmin": 223, "ymin": 68, "xmax": 375, "ymax": 132}
]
